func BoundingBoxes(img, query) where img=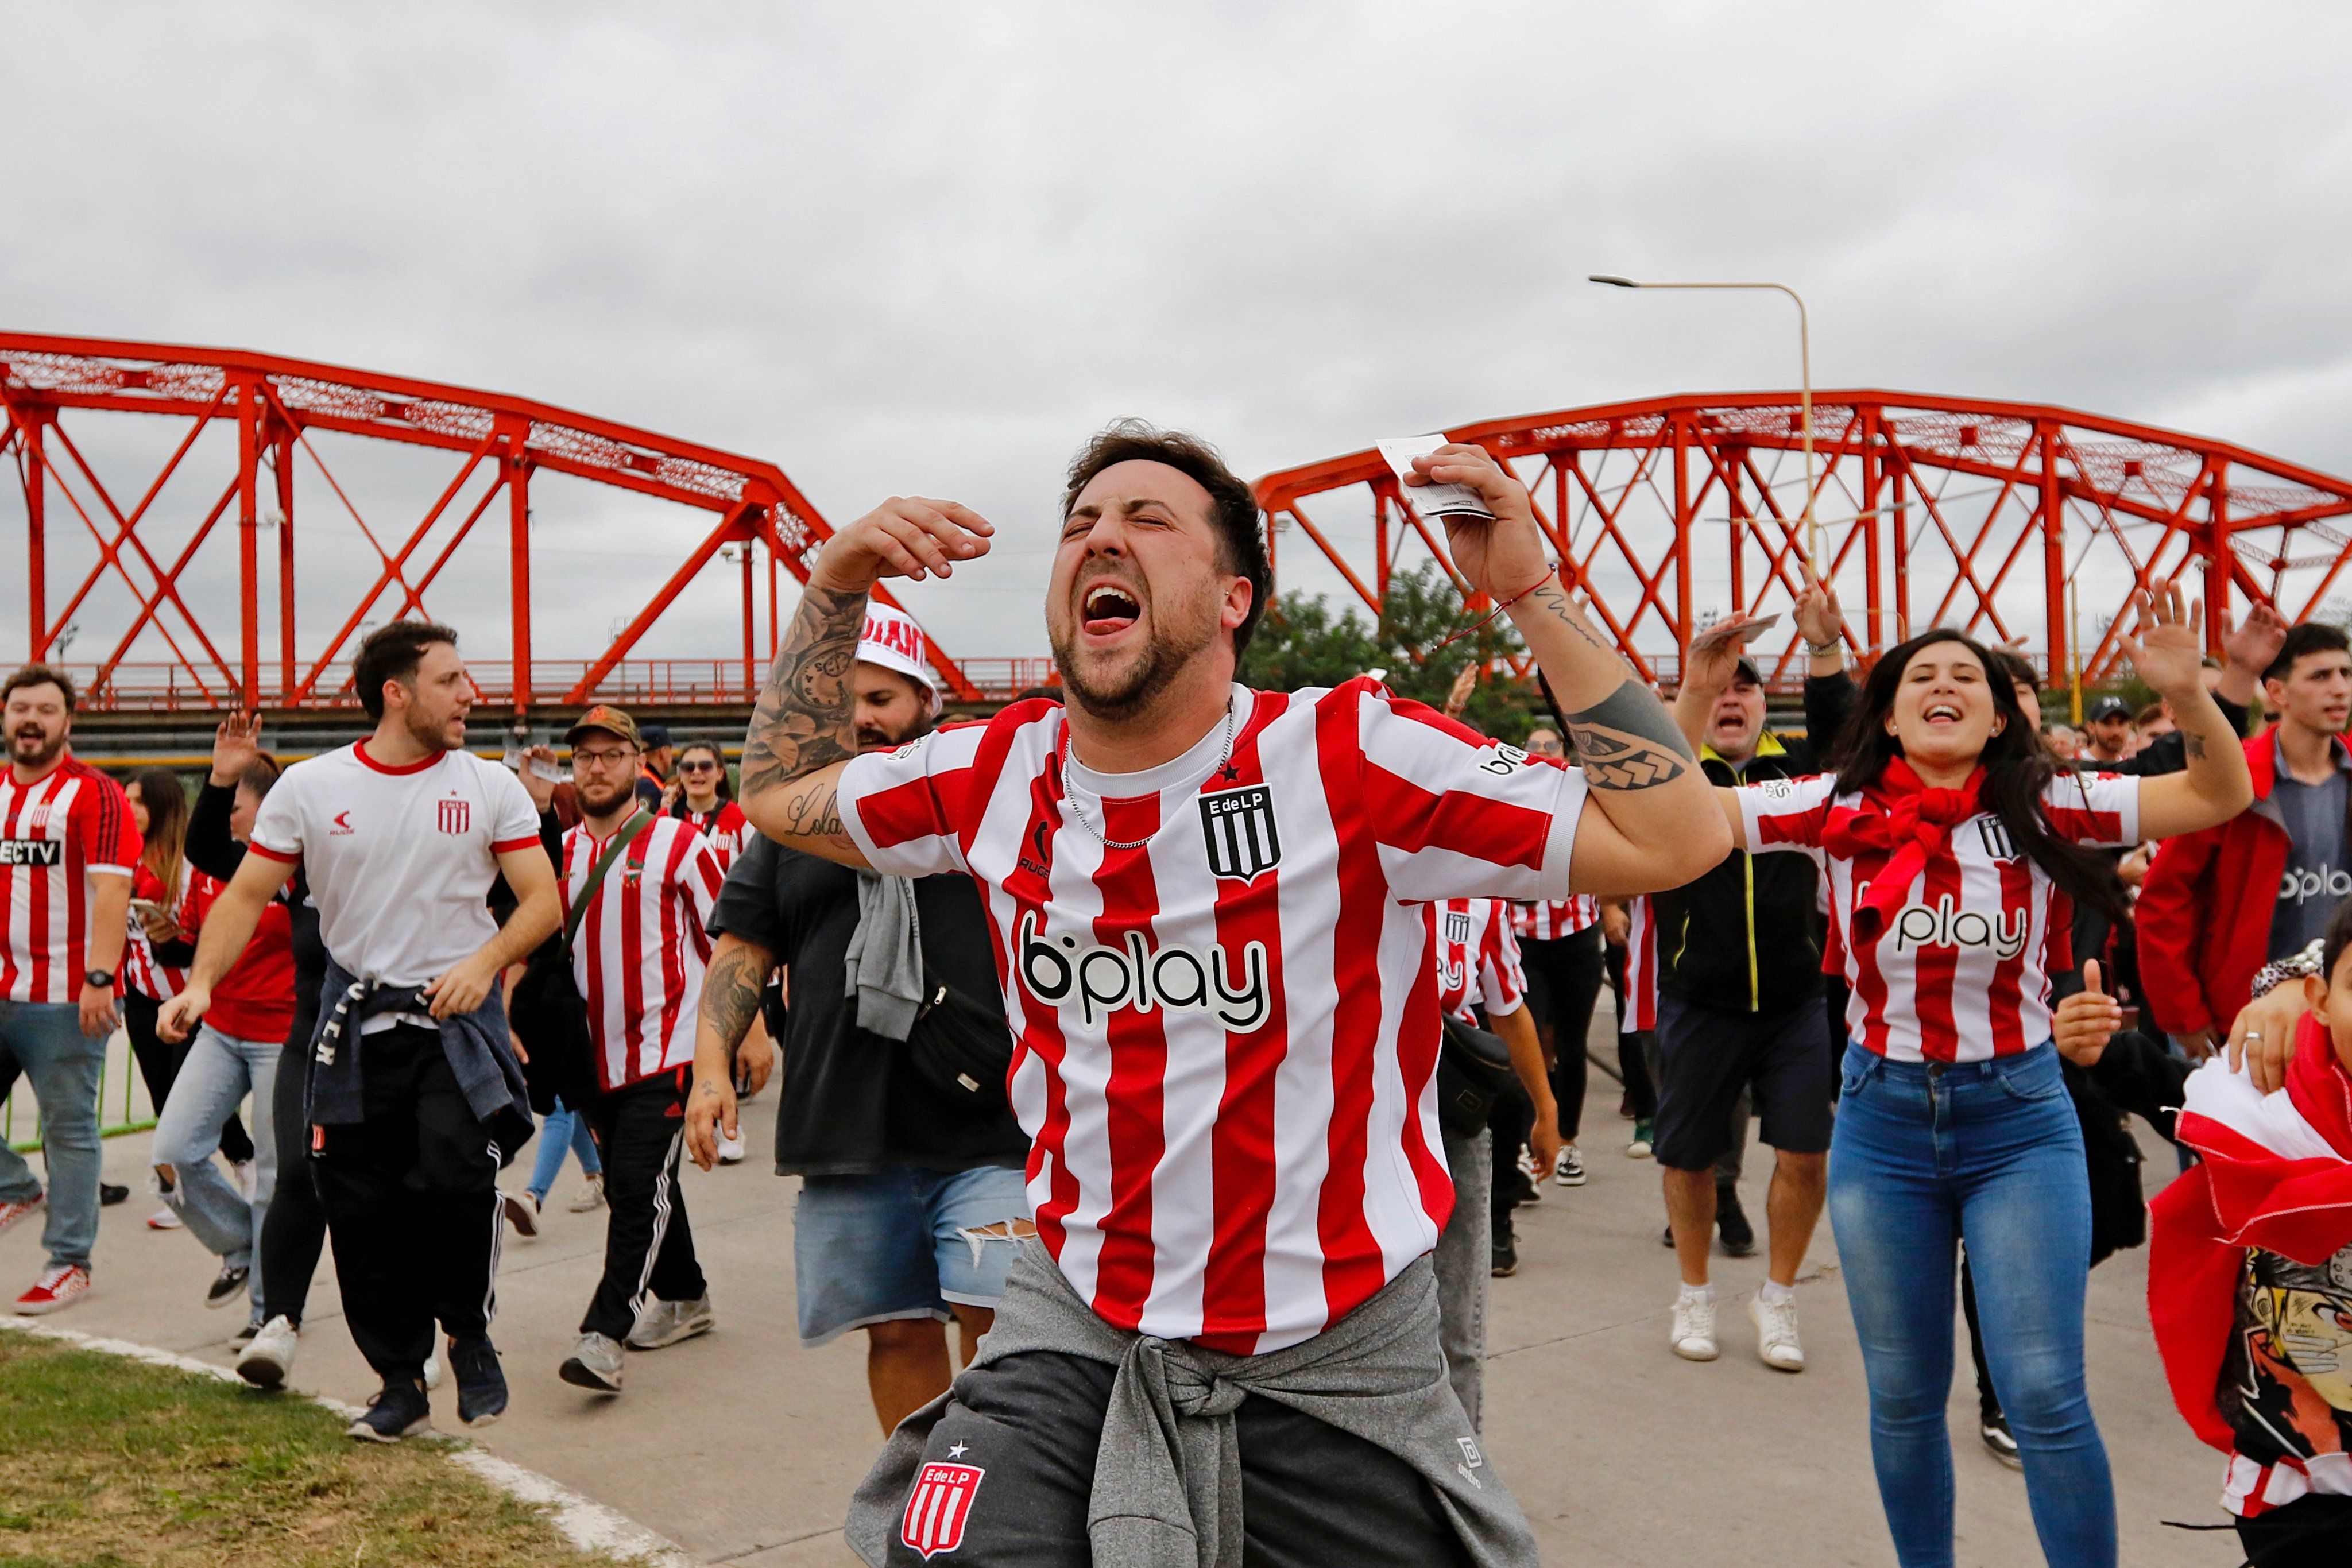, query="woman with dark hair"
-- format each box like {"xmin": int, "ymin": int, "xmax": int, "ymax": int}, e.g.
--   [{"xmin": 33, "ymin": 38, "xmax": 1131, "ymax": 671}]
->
[
  {"xmin": 664, "ymin": 741, "xmax": 748, "ymax": 868},
  {"xmin": 122, "ymin": 768, "xmax": 253, "ymax": 1230},
  {"xmin": 1680, "ymin": 588, "xmax": 2252, "ymax": 1568}
]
